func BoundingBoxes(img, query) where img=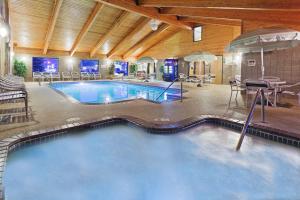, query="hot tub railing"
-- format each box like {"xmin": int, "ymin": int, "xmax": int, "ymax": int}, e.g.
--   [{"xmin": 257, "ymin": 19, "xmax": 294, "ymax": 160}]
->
[
  {"xmin": 155, "ymin": 78, "xmax": 183, "ymax": 102},
  {"xmin": 236, "ymin": 80, "xmax": 269, "ymax": 151}
]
